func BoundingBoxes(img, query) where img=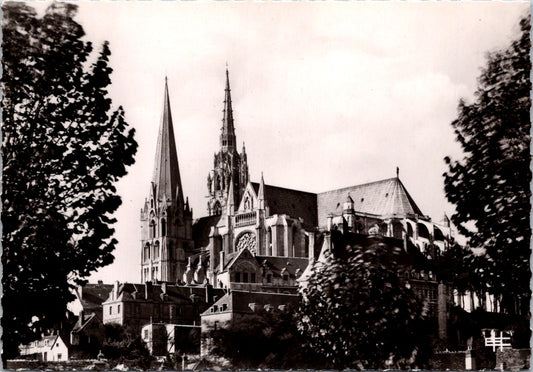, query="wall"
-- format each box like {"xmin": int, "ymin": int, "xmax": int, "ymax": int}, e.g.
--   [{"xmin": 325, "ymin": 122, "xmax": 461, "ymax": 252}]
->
[
  {"xmin": 496, "ymin": 348, "xmax": 530, "ymax": 370},
  {"xmin": 429, "ymin": 351, "xmax": 466, "ymax": 370}
]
